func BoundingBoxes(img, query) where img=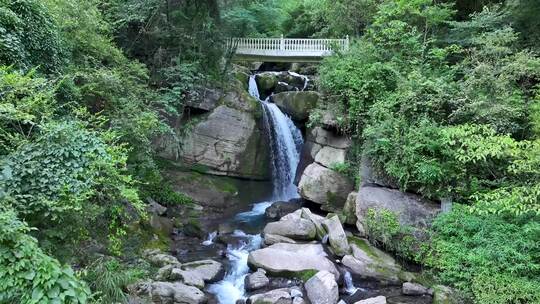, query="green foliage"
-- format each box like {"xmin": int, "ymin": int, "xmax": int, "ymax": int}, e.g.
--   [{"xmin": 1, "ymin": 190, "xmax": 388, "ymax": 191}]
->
[
  {"xmin": 82, "ymin": 257, "xmax": 148, "ymax": 304},
  {"xmin": 428, "ymin": 205, "xmax": 540, "ymax": 302},
  {"xmin": 141, "ymin": 171, "xmax": 194, "ymax": 207},
  {"xmin": 0, "ymin": 208, "xmax": 91, "ymax": 303},
  {"xmin": 0, "ymin": 0, "xmax": 65, "ymax": 74},
  {"xmin": 364, "ymin": 208, "xmax": 423, "ymax": 262},
  {"xmin": 0, "ymin": 67, "xmax": 57, "ymax": 154}
]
